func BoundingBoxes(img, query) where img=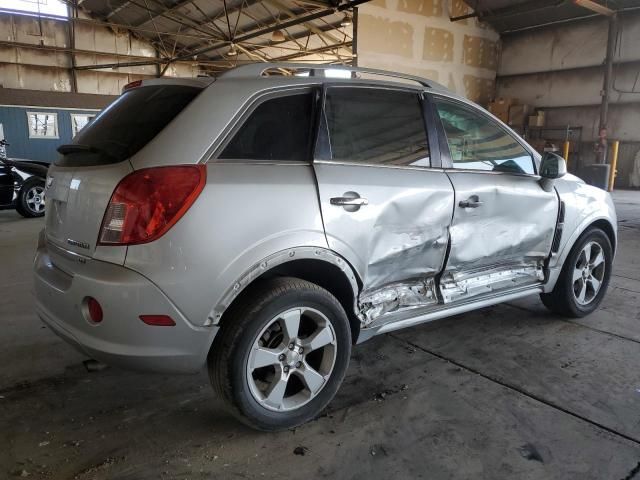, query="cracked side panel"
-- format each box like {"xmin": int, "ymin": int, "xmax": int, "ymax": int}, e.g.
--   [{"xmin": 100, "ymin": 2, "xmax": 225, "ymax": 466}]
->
[
  {"xmin": 440, "ymin": 261, "xmax": 544, "ymax": 303},
  {"xmin": 360, "ymin": 278, "xmax": 438, "ymax": 325},
  {"xmin": 442, "ymin": 171, "xmax": 558, "ymax": 303},
  {"xmin": 313, "ymin": 162, "xmax": 455, "ymax": 325},
  {"xmin": 365, "ymin": 206, "xmax": 450, "ymax": 291}
]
